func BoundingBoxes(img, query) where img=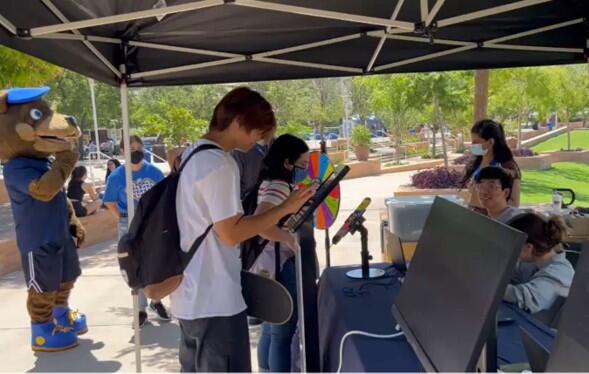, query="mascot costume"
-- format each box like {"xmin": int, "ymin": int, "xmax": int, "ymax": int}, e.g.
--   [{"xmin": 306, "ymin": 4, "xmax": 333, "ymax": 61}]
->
[{"xmin": 0, "ymin": 87, "xmax": 87, "ymax": 352}]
